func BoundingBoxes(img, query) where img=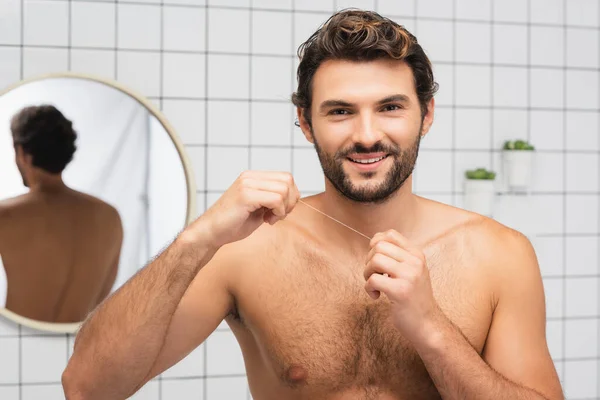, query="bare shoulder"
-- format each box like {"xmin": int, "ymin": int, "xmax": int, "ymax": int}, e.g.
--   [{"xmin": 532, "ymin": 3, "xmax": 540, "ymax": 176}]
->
[
  {"xmin": 437, "ymin": 201, "xmax": 540, "ymax": 296},
  {"xmin": 421, "ymin": 197, "xmax": 537, "ymax": 274},
  {"xmin": 72, "ymin": 190, "xmax": 123, "ymax": 229},
  {"xmin": 0, "ymin": 193, "xmax": 30, "ymax": 226},
  {"xmin": 462, "ymin": 214, "xmax": 536, "ymax": 268},
  {"xmin": 427, "ymin": 197, "xmax": 532, "ymax": 253}
]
